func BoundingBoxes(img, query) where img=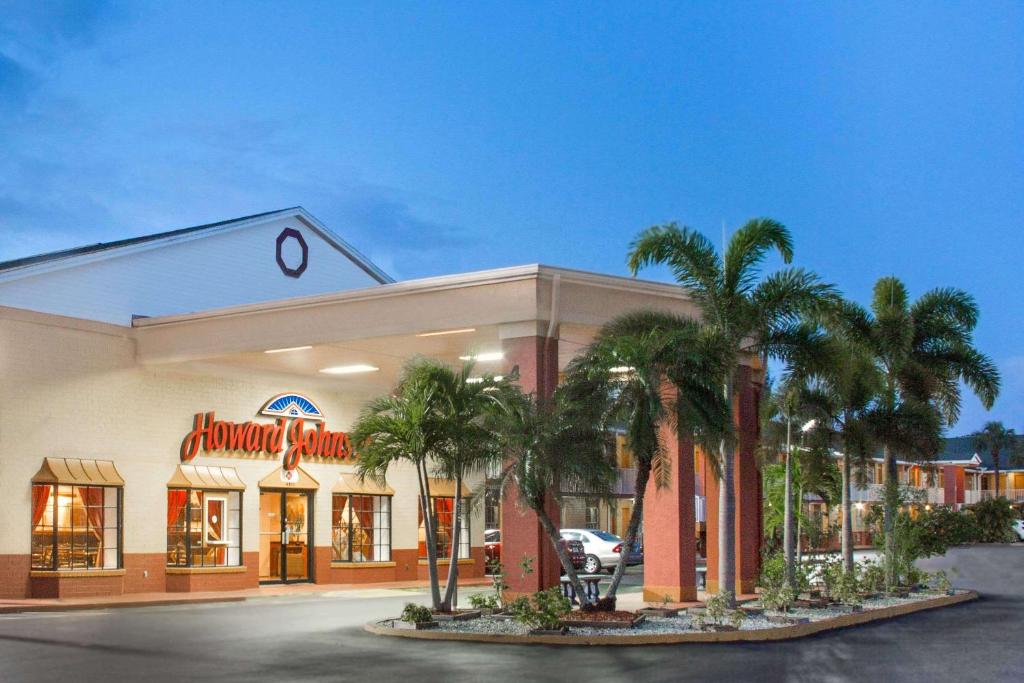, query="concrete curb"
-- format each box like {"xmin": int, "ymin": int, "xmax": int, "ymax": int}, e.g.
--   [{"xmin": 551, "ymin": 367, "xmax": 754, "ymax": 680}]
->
[
  {"xmin": 0, "ymin": 596, "xmax": 248, "ymax": 615},
  {"xmin": 364, "ymin": 590, "xmax": 978, "ymax": 646}
]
